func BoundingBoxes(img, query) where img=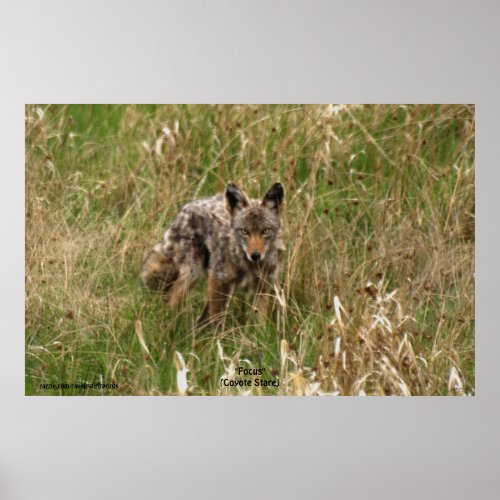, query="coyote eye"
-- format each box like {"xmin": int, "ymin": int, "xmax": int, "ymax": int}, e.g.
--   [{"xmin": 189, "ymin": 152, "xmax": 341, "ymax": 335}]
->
[
  {"xmin": 240, "ymin": 228, "xmax": 249, "ymax": 235},
  {"xmin": 262, "ymin": 228, "xmax": 271, "ymax": 235}
]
